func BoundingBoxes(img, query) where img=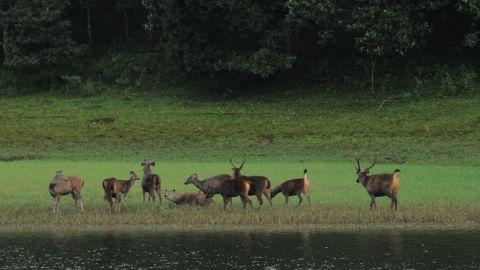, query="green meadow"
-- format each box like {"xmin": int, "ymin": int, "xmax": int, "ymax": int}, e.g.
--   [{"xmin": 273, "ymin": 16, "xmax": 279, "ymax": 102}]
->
[{"xmin": 0, "ymin": 90, "xmax": 479, "ymax": 229}]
